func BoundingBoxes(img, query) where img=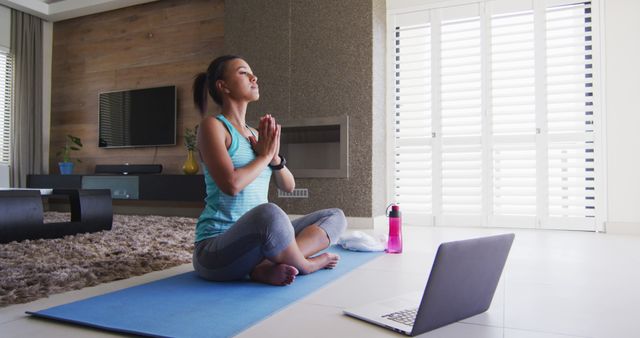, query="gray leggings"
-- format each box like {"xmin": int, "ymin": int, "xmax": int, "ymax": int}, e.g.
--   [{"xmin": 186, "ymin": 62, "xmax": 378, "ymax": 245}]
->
[{"xmin": 193, "ymin": 203, "xmax": 347, "ymax": 281}]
